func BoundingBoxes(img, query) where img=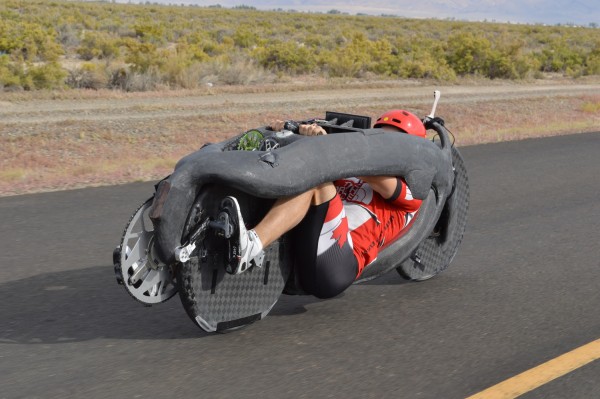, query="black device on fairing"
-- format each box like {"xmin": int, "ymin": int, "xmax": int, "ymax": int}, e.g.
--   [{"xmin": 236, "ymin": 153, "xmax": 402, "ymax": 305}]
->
[{"xmin": 282, "ymin": 120, "xmax": 300, "ymax": 133}]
